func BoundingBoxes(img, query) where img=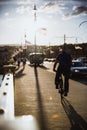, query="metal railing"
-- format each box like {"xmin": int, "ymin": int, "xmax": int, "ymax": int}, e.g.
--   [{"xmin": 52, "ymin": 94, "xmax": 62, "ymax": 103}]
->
[
  {"xmin": 0, "ymin": 65, "xmax": 40, "ymax": 130},
  {"xmin": 0, "ymin": 65, "xmax": 15, "ymax": 119}
]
